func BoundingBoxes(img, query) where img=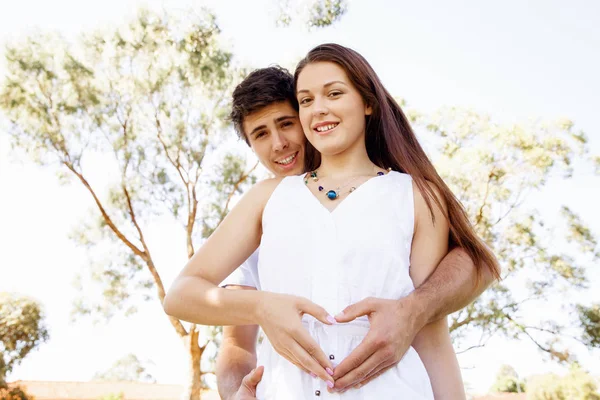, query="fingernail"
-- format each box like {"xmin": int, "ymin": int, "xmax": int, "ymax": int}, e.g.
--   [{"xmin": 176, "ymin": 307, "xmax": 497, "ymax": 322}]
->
[
  {"xmin": 326, "ymin": 315, "xmax": 337, "ymax": 324},
  {"xmin": 326, "ymin": 367, "xmax": 334, "ymax": 376},
  {"xmin": 335, "ymin": 311, "xmax": 344, "ymax": 319},
  {"xmin": 327, "ymin": 380, "xmax": 334, "ymax": 388},
  {"xmin": 310, "ymin": 372, "xmax": 317, "ymax": 378}
]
